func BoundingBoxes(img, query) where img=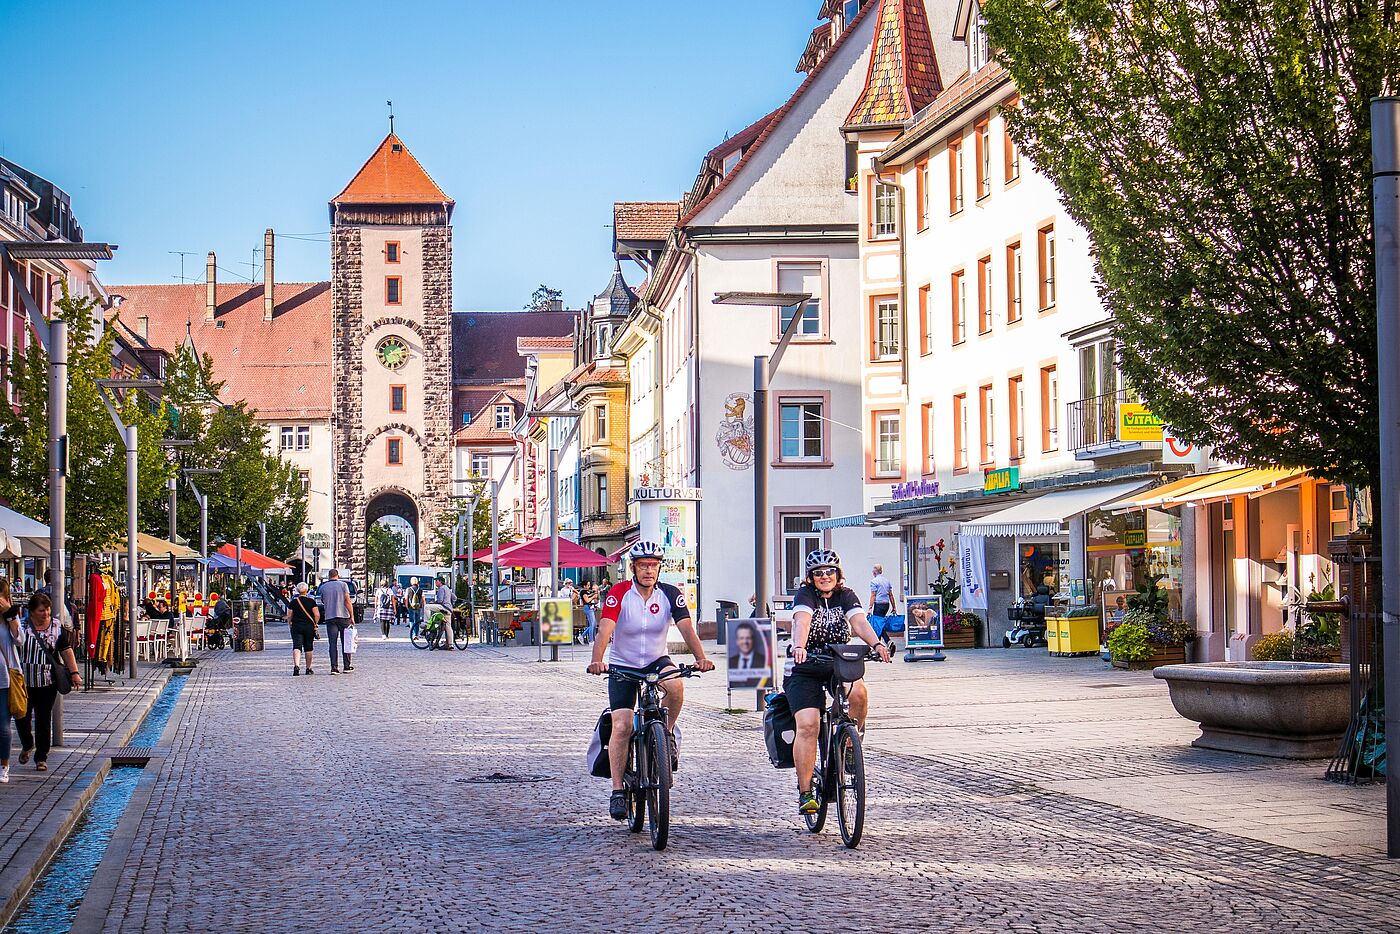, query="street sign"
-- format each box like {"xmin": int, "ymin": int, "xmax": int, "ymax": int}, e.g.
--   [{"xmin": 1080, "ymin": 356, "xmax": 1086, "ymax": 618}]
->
[
  {"xmin": 305, "ymin": 533, "xmax": 331, "ymax": 549},
  {"xmin": 539, "ymin": 597, "xmax": 573, "ymax": 644}
]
